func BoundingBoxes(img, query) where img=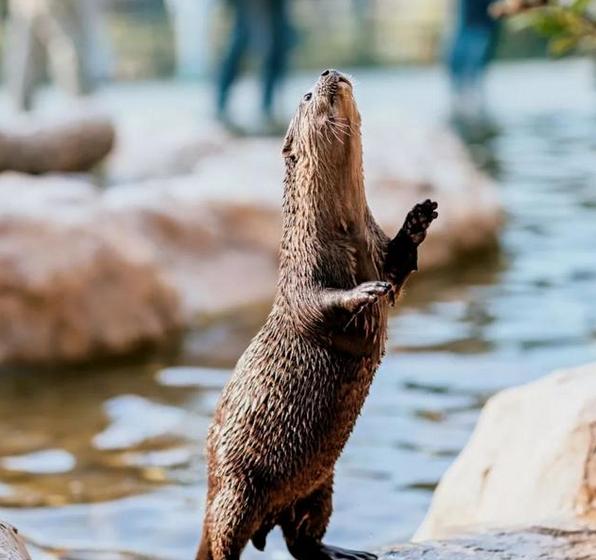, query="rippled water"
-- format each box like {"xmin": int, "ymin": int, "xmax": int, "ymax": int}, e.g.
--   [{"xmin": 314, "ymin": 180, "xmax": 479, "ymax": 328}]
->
[{"xmin": 1, "ymin": 61, "xmax": 595, "ymax": 559}]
